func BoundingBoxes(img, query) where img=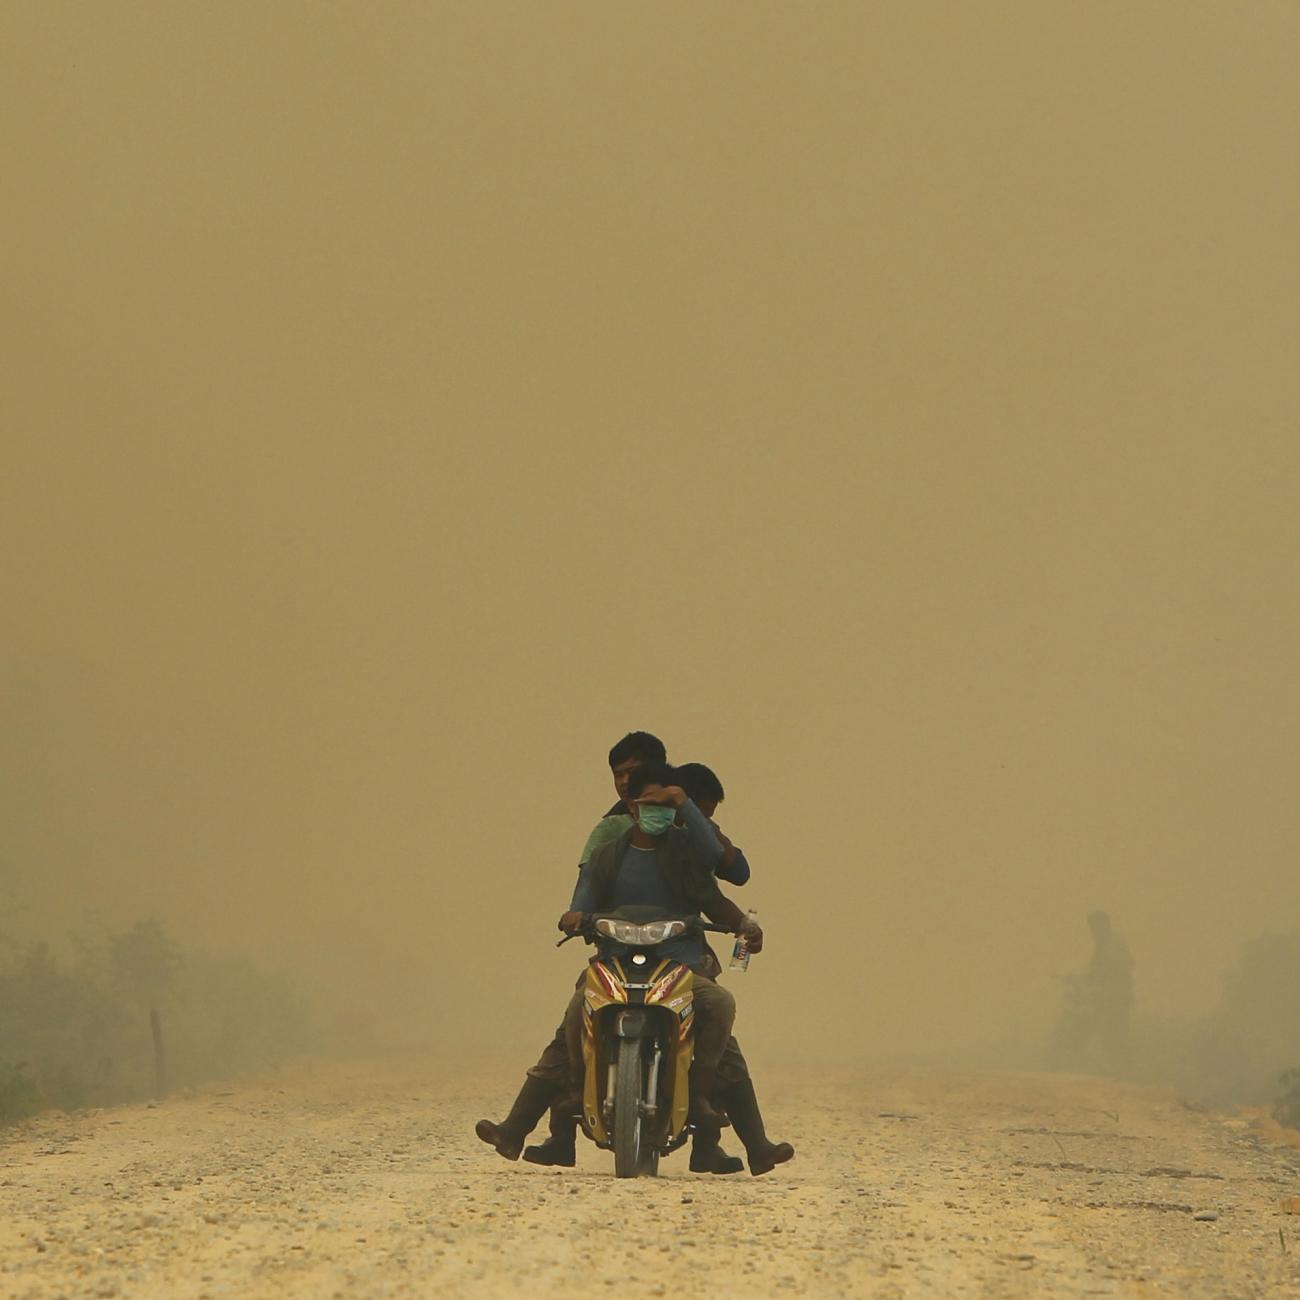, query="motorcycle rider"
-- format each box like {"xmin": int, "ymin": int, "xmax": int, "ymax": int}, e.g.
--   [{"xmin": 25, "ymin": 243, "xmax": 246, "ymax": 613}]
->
[
  {"xmin": 475, "ymin": 759, "xmax": 737, "ymax": 1160},
  {"xmin": 673, "ymin": 761, "xmax": 750, "ymax": 888},
  {"xmin": 576, "ymin": 731, "xmax": 667, "ymax": 868},
  {"xmin": 475, "ymin": 748, "xmax": 792, "ymax": 1175},
  {"xmin": 664, "ymin": 762, "xmax": 757, "ymax": 1174},
  {"xmin": 565, "ymin": 762, "xmax": 791, "ymax": 1177},
  {"xmin": 505, "ymin": 733, "xmax": 675, "ymax": 1150},
  {"xmin": 525, "ymin": 742, "xmax": 754, "ymax": 1173},
  {"xmin": 560, "ymin": 761, "xmax": 739, "ymax": 1133},
  {"xmin": 578, "ymin": 736, "xmax": 752, "ymax": 889}
]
